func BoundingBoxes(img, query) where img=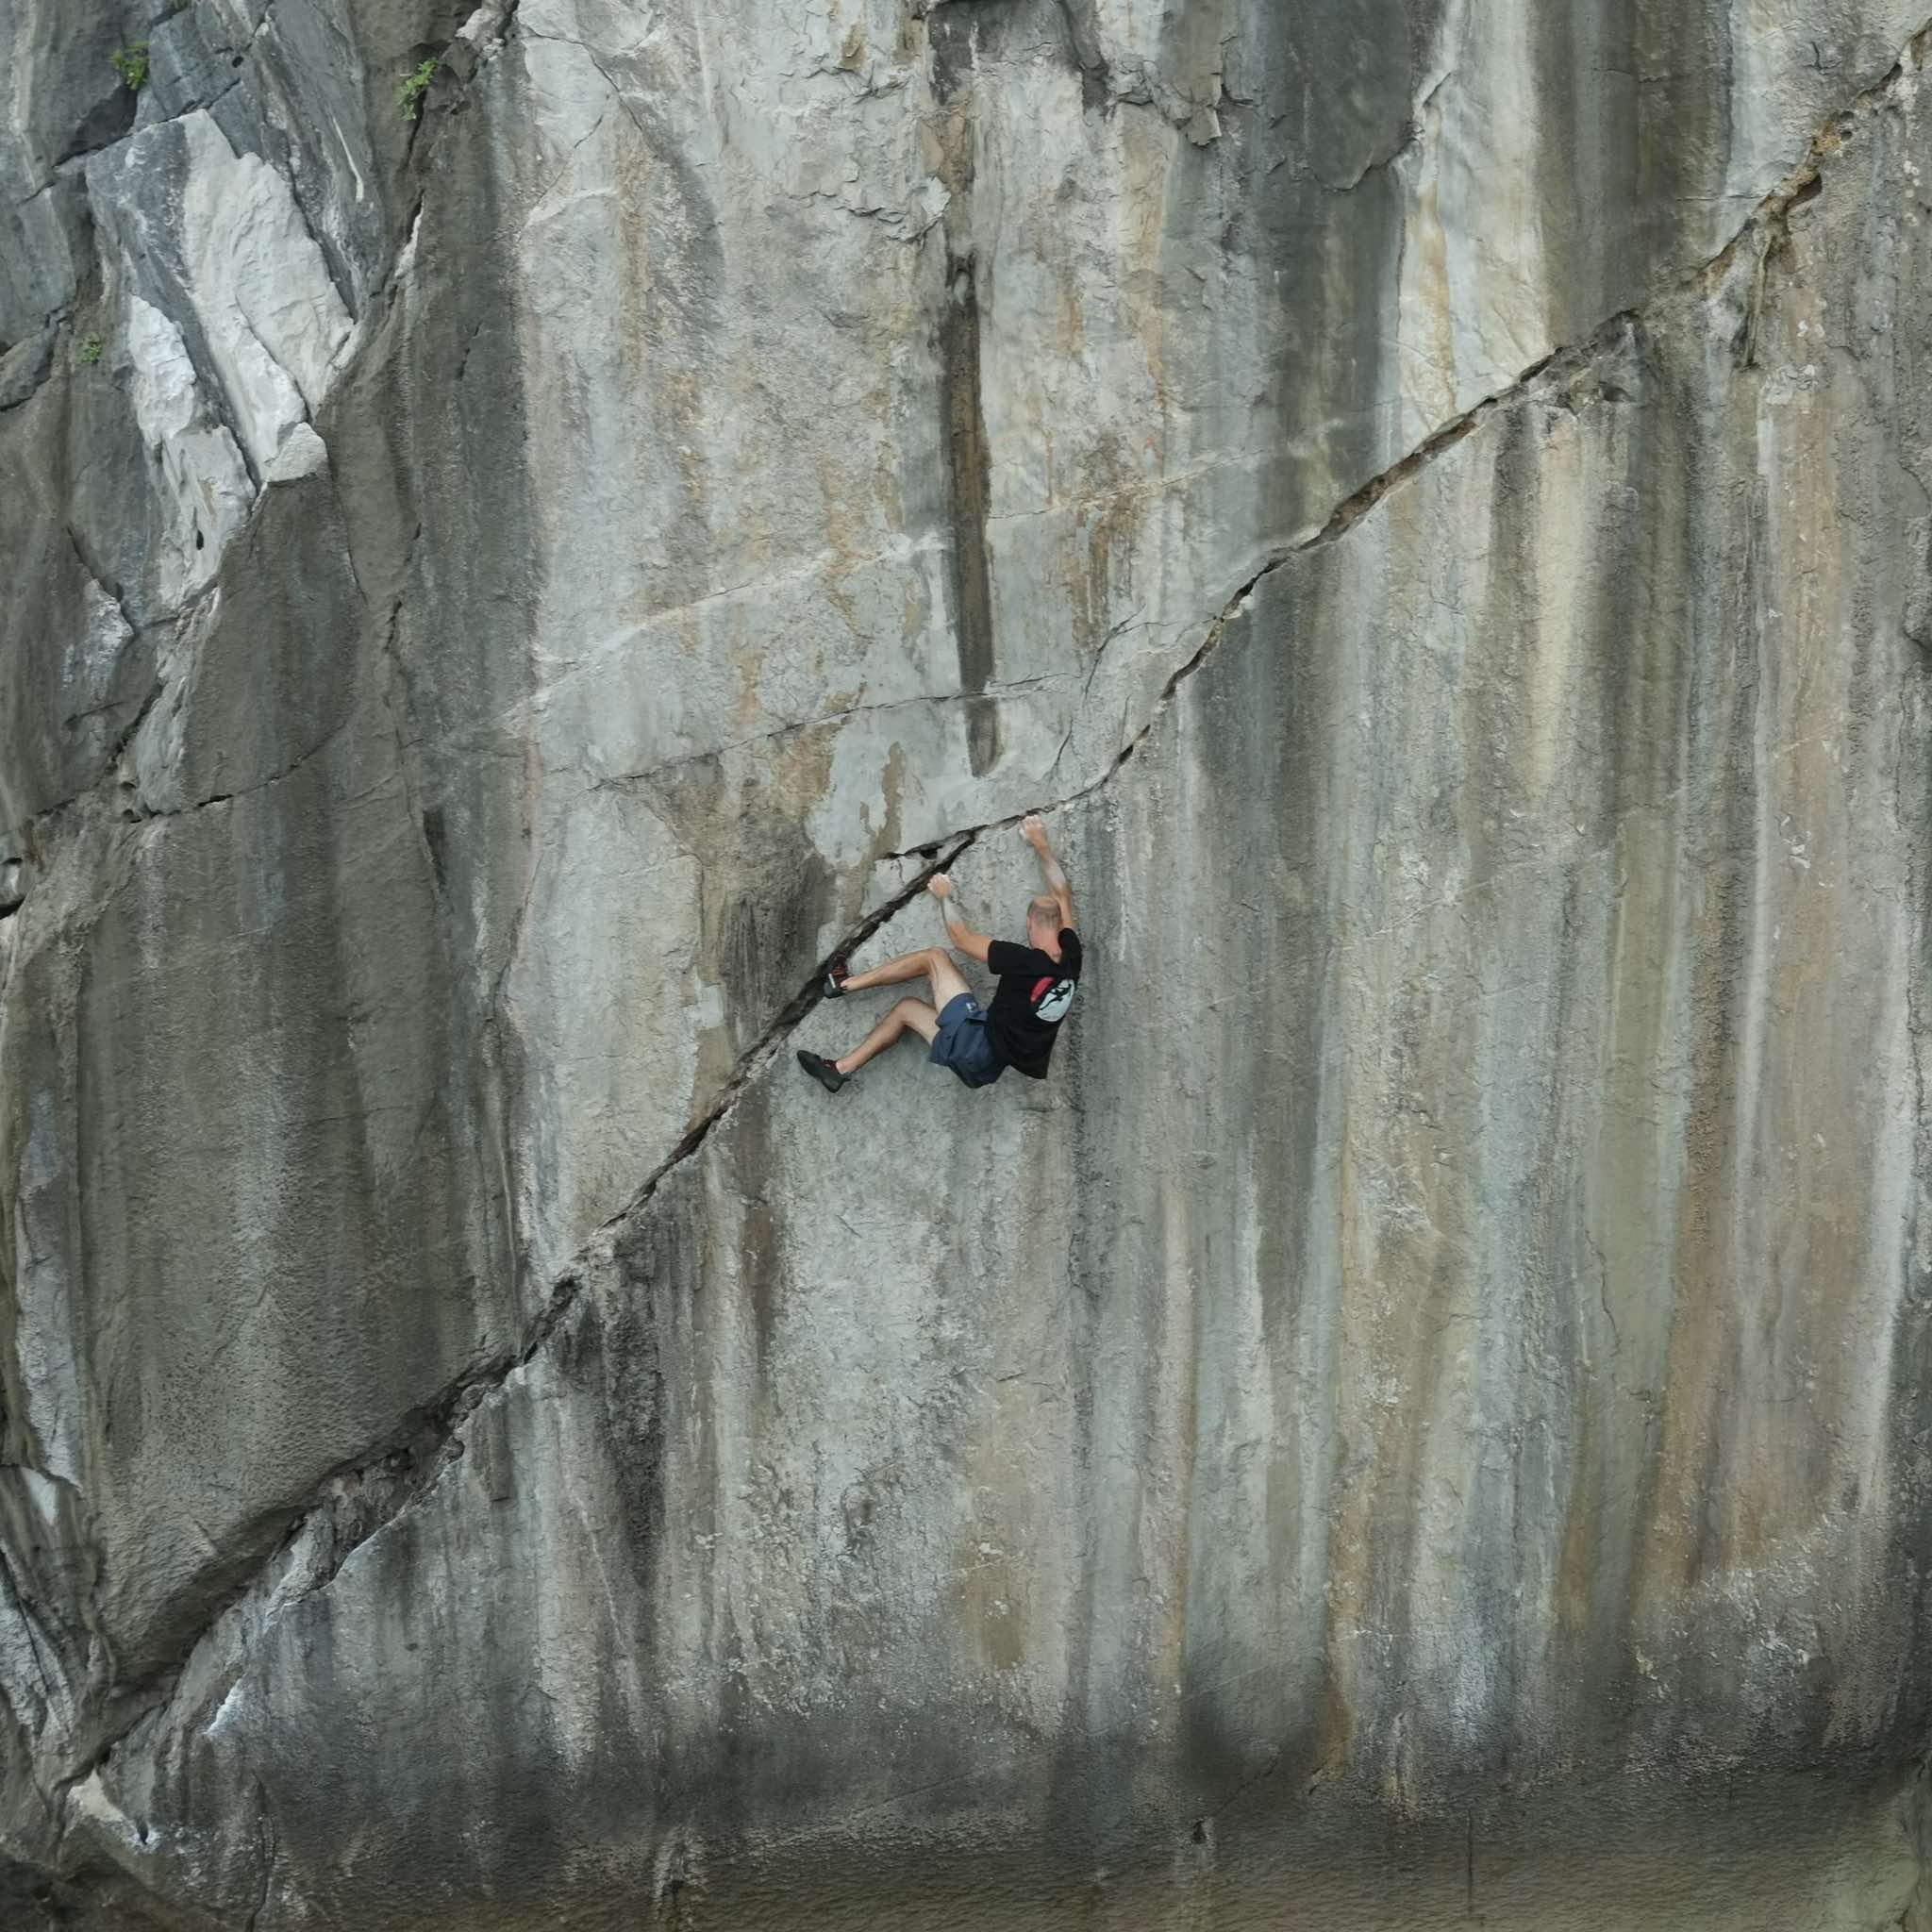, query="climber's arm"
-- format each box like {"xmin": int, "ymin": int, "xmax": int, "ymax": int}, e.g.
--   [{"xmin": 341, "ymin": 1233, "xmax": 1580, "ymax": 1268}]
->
[
  {"xmin": 928, "ymin": 873, "xmax": 992, "ymax": 963},
  {"xmin": 1022, "ymin": 814, "xmax": 1074, "ymax": 929}
]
